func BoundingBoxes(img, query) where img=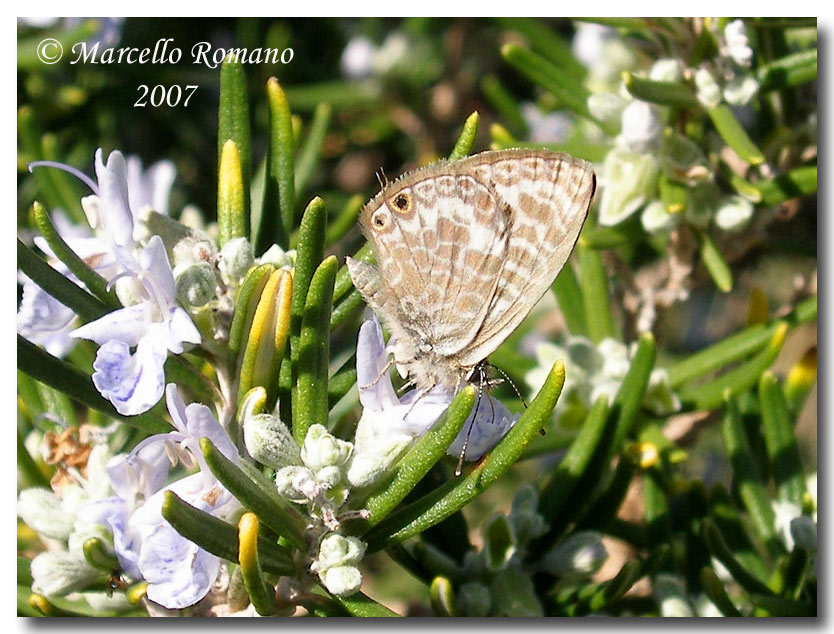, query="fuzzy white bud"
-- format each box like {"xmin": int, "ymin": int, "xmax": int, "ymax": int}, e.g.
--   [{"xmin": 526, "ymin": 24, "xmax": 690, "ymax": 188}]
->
[
  {"xmin": 300, "ymin": 424, "xmax": 353, "ymax": 473},
  {"xmin": 243, "ymin": 414, "xmax": 301, "ymax": 470},
  {"xmin": 219, "ymin": 237, "xmax": 254, "ymax": 282},
  {"xmin": 30, "ymin": 551, "xmax": 101, "ymax": 596},
  {"xmin": 174, "ymin": 261, "xmax": 216, "ymax": 307},
  {"xmin": 320, "ymin": 565, "xmax": 362, "ymax": 596},
  {"xmin": 18, "ymin": 488, "xmax": 77, "ymax": 540}
]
